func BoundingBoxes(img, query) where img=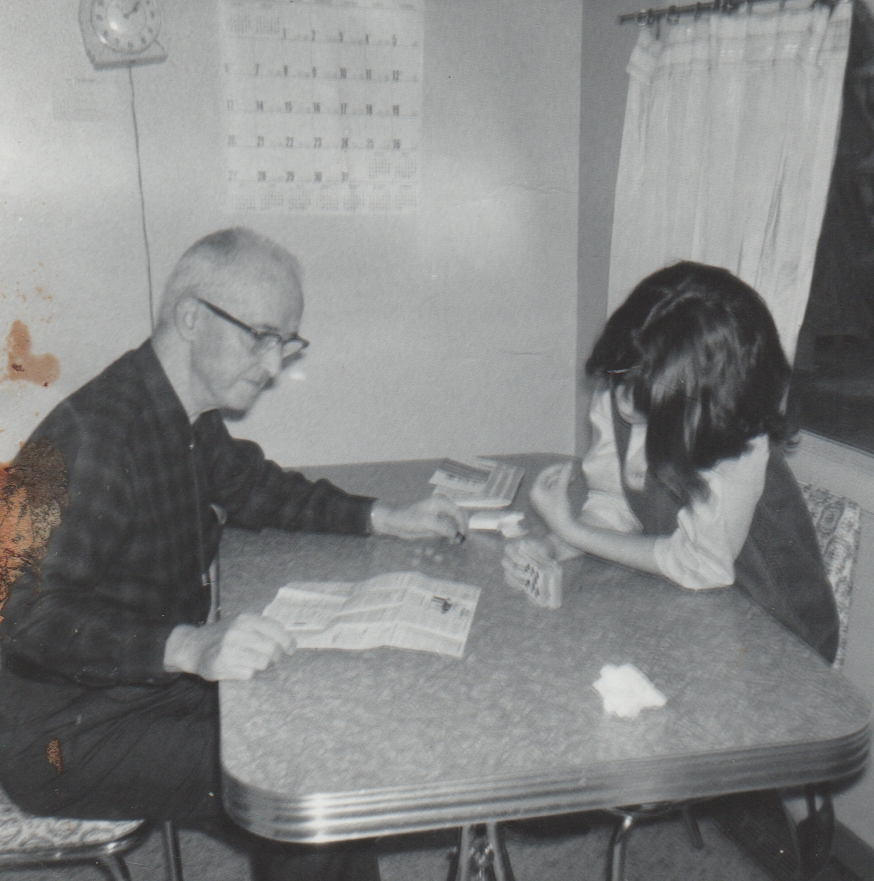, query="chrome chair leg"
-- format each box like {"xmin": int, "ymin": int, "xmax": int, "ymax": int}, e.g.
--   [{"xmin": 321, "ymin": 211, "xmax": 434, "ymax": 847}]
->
[
  {"xmin": 162, "ymin": 819, "xmax": 184, "ymax": 881},
  {"xmin": 95, "ymin": 853, "xmax": 132, "ymax": 881}
]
